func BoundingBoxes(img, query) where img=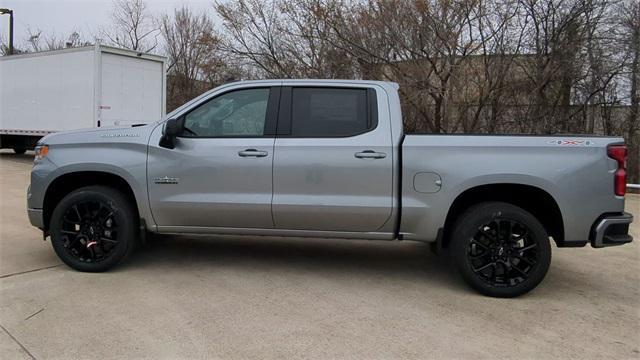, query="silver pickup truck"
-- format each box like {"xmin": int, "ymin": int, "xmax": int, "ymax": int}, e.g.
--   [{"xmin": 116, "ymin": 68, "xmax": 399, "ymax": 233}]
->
[{"xmin": 27, "ymin": 80, "xmax": 633, "ymax": 297}]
